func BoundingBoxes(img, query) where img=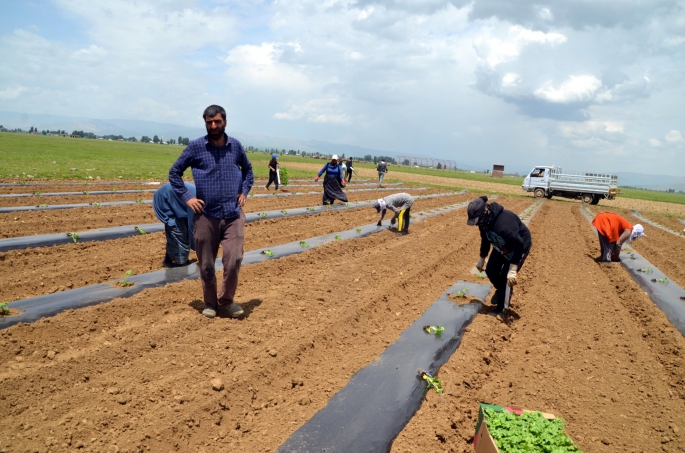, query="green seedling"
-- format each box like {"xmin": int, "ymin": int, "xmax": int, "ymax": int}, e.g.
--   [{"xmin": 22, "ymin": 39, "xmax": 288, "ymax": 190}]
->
[
  {"xmin": 93, "ymin": 202, "xmax": 103, "ymax": 207},
  {"xmin": 356, "ymin": 228, "xmax": 362, "ymax": 234},
  {"xmin": 454, "ymin": 288, "xmax": 469, "ymax": 298},
  {"xmin": 659, "ymin": 277, "xmax": 669, "ymax": 284},
  {"xmin": 135, "ymin": 199, "xmax": 144, "ymax": 204},
  {"xmin": 135, "ymin": 226, "xmax": 147, "ymax": 235},
  {"xmin": 67, "ymin": 232, "xmax": 79, "ymax": 243},
  {"xmin": 637, "ymin": 267, "xmax": 653, "ymax": 273},
  {"xmin": 424, "ymin": 325, "xmax": 445, "ymax": 335},
  {"xmin": 0, "ymin": 302, "xmax": 9, "ymax": 316},
  {"xmin": 120, "ymin": 270, "xmax": 133, "ymax": 287},
  {"xmin": 34, "ymin": 191, "xmax": 41, "ymax": 196},
  {"xmin": 299, "ymin": 241, "xmax": 310, "ymax": 248},
  {"xmin": 262, "ymin": 250, "xmax": 275, "ymax": 257},
  {"xmin": 418, "ymin": 369, "xmax": 444, "ymax": 394},
  {"xmin": 334, "ymin": 235, "xmax": 342, "ymax": 240},
  {"xmin": 307, "ymin": 207, "xmax": 316, "ymax": 212},
  {"xmin": 326, "ymin": 205, "xmax": 332, "ymax": 210},
  {"xmin": 38, "ymin": 204, "xmax": 48, "ymax": 208},
  {"xmin": 259, "ymin": 212, "xmax": 268, "ymax": 218},
  {"xmin": 281, "ymin": 210, "xmax": 288, "ymax": 215},
  {"xmin": 476, "ymin": 271, "xmax": 486, "ymax": 279},
  {"xmin": 83, "ymin": 190, "xmax": 90, "ymax": 195}
]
